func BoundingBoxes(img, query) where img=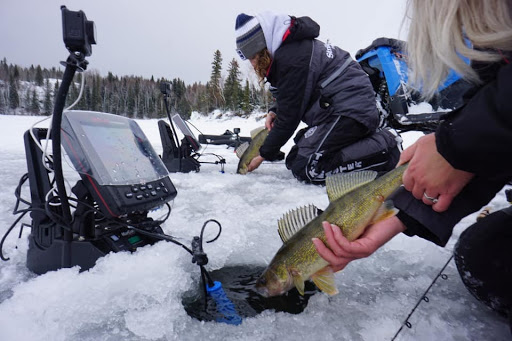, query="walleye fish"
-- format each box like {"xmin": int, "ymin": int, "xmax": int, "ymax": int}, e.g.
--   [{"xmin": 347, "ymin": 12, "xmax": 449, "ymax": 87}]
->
[
  {"xmin": 255, "ymin": 164, "xmax": 408, "ymax": 297},
  {"xmin": 236, "ymin": 126, "xmax": 269, "ymax": 174}
]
